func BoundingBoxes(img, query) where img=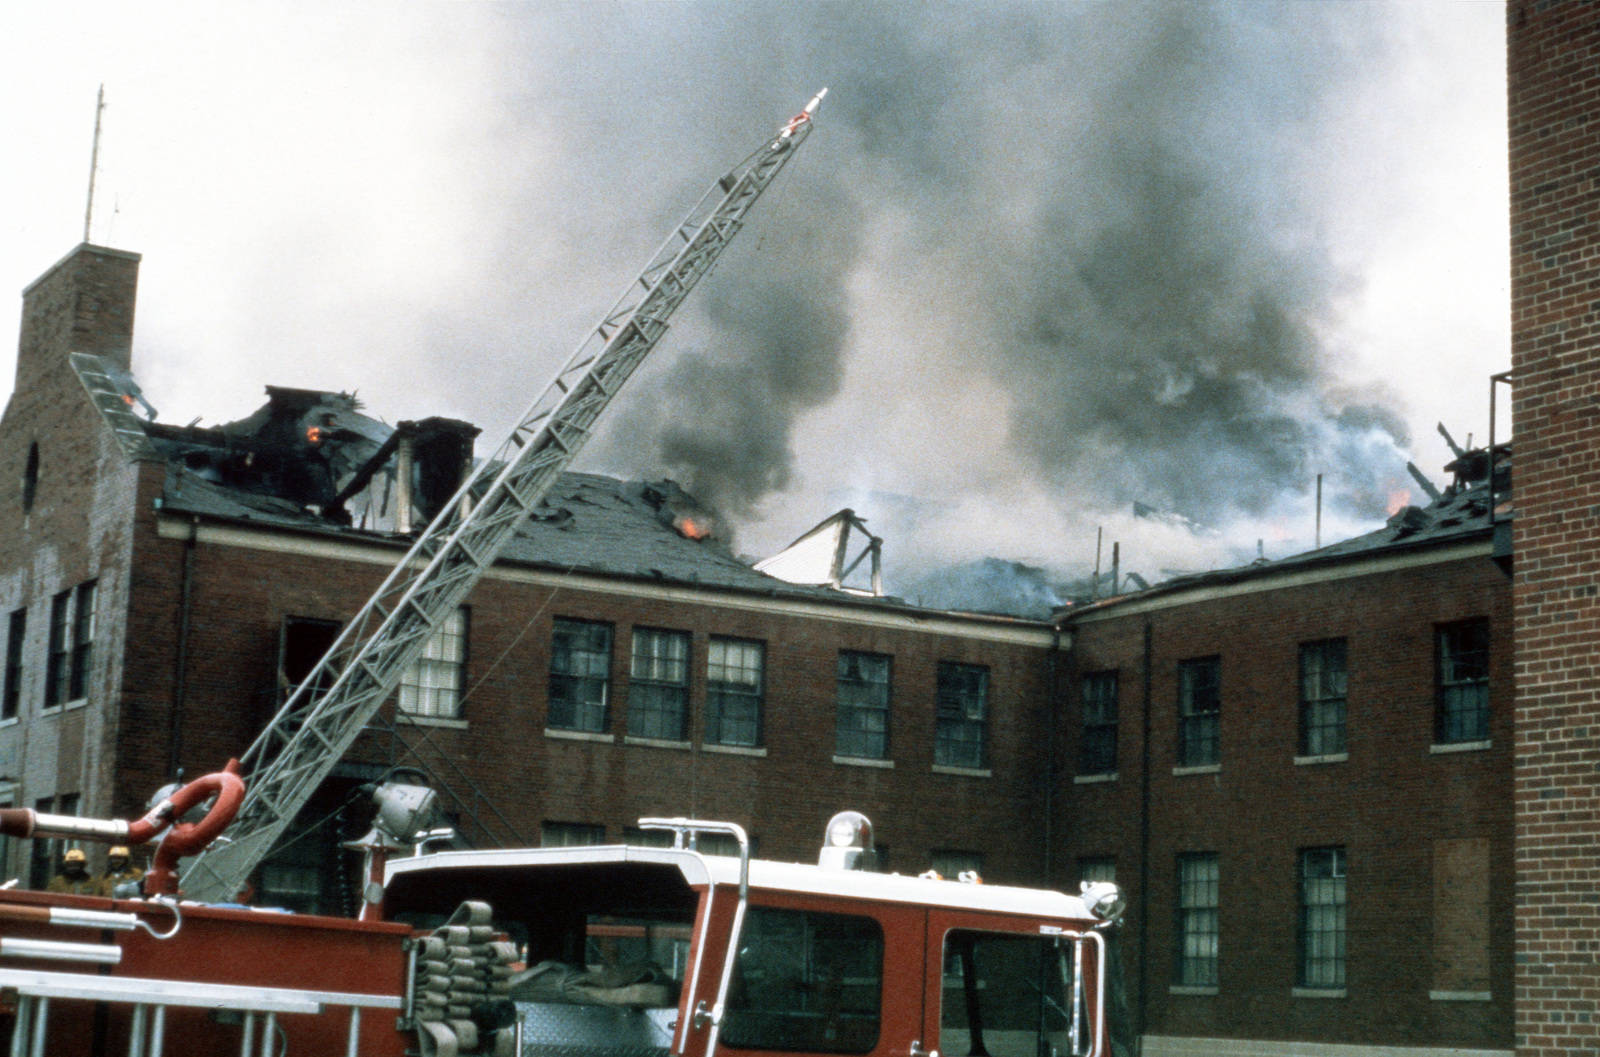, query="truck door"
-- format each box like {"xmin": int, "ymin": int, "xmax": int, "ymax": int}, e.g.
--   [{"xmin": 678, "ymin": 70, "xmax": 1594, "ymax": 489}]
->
[
  {"xmin": 921, "ymin": 910, "xmax": 1099, "ymax": 1057},
  {"xmin": 706, "ymin": 896, "xmax": 925, "ymax": 1057}
]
